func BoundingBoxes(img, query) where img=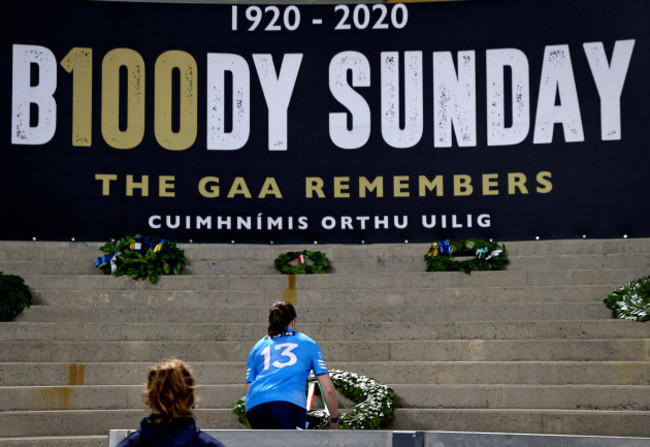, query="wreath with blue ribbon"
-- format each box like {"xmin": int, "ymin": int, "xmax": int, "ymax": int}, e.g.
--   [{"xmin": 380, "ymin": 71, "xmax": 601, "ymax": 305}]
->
[
  {"xmin": 94, "ymin": 234, "xmax": 186, "ymax": 284},
  {"xmin": 424, "ymin": 238, "xmax": 508, "ymax": 274}
]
